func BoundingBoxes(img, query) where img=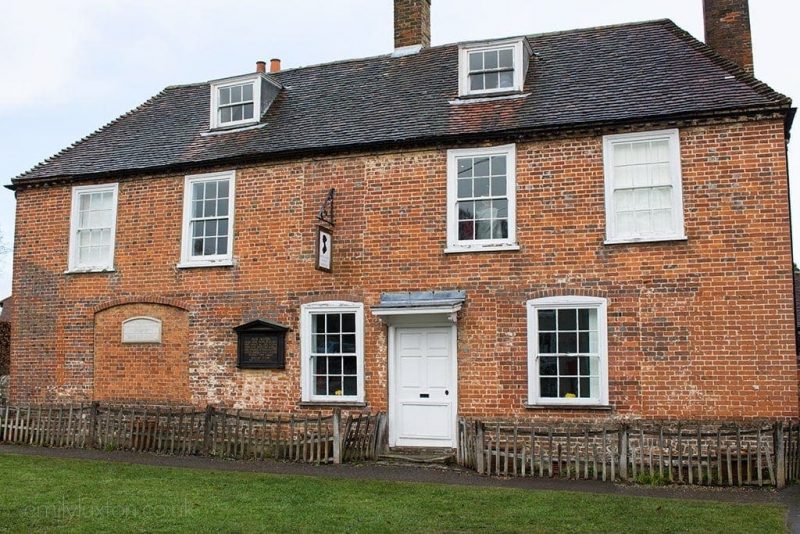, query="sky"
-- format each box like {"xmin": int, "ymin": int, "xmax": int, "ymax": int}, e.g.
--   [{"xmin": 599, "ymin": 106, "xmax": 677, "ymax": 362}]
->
[{"xmin": 0, "ymin": 0, "xmax": 797, "ymax": 300}]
